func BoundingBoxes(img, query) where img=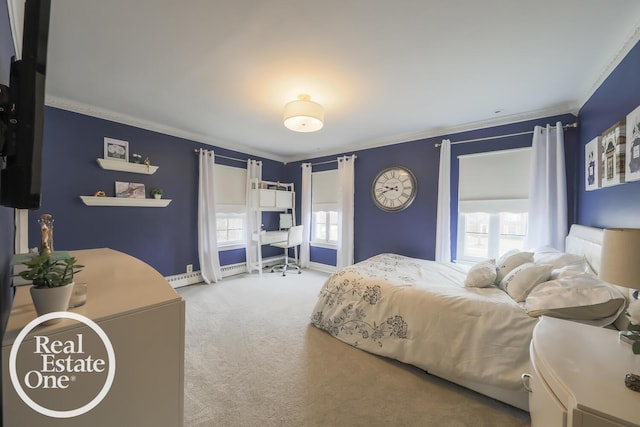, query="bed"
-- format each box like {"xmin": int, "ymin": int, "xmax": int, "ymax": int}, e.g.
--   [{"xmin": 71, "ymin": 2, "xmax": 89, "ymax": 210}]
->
[{"xmin": 310, "ymin": 225, "xmax": 628, "ymax": 410}]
